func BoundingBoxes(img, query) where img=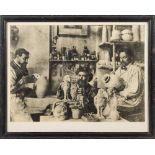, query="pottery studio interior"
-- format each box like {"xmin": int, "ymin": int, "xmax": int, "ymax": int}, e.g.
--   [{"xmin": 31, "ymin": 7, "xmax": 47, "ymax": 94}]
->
[{"xmin": 10, "ymin": 24, "xmax": 145, "ymax": 122}]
